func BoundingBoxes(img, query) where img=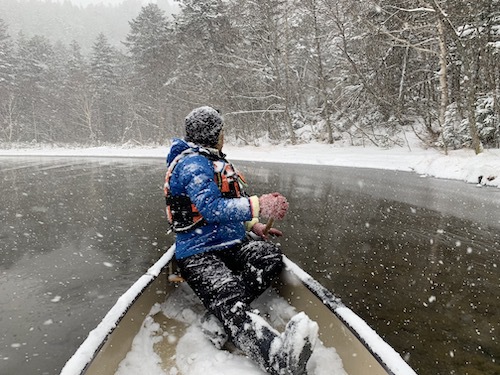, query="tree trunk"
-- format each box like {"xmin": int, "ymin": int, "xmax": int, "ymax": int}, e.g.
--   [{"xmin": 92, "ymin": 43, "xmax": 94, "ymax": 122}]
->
[
  {"xmin": 436, "ymin": 18, "xmax": 448, "ymax": 130},
  {"xmin": 465, "ymin": 74, "xmax": 482, "ymax": 154},
  {"xmin": 283, "ymin": 2, "xmax": 296, "ymax": 145},
  {"xmin": 430, "ymin": 0, "xmax": 482, "ymax": 154},
  {"xmin": 436, "ymin": 17, "xmax": 449, "ymax": 152},
  {"xmin": 311, "ymin": 0, "xmax": 333, "ymax": 144}
]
